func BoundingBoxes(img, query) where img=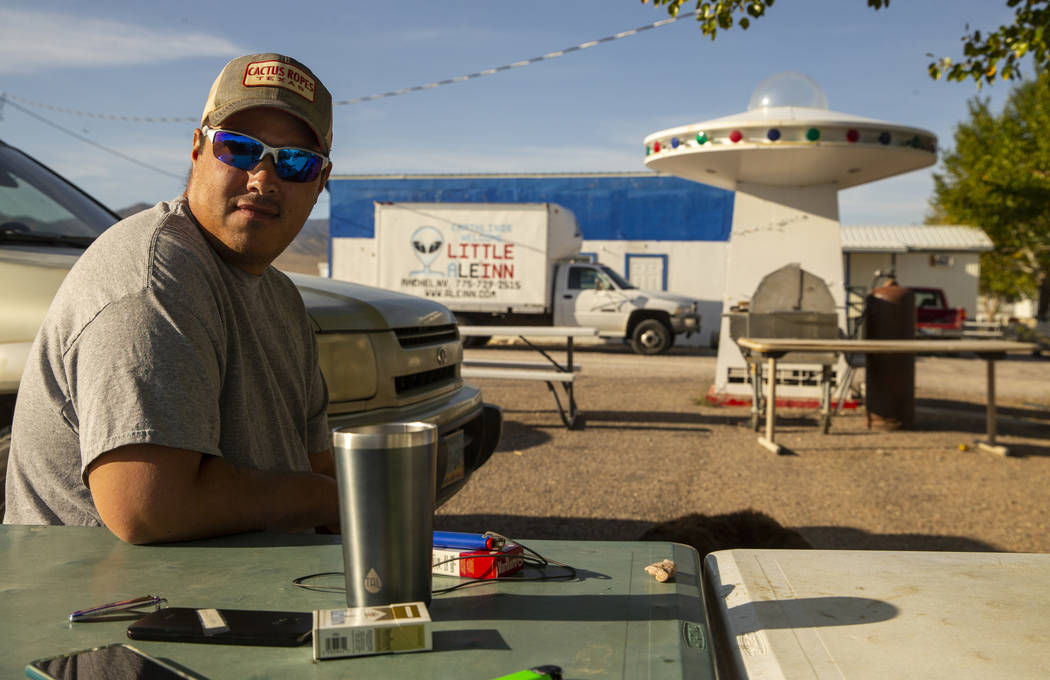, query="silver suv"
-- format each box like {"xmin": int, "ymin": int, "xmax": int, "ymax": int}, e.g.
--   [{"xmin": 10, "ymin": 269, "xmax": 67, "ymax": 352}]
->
[{"xmin": 0, "ymin": 139, "xmax": 501, "ymax": 515}]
